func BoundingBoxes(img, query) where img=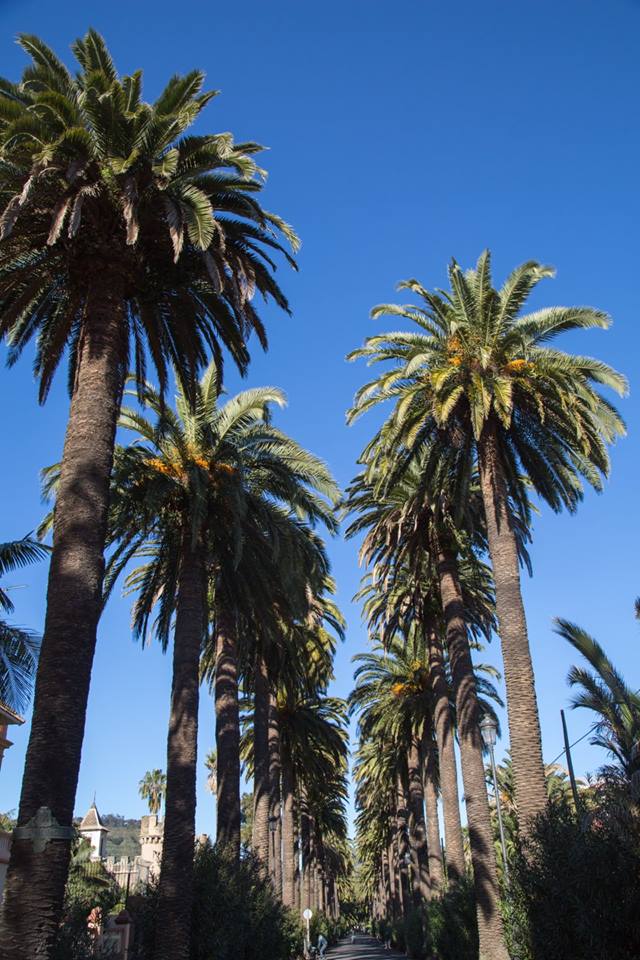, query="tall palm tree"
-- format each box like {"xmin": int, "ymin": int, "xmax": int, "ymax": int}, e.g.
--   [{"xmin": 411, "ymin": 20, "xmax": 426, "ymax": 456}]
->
[
  {"xmin": 346, "ymin": 454, "xmax": 510, "ymax": 958},
  {"xmin": 0, "ymin": 537, "xmax": 47, "ymax": 713},
  {"xmin": 350, "ymin": 638, "xmax": 434, "ymax": 902},
  {"xmin": 108, "ymin": 367, "xmax": 335, "ymax": 953},
  {"xmin": 0, "ymin": 32, "xmax": 296, "ymax": 956},
  {"xmin": 138, "ymin": 770, "xmax": 166, "ymax": 816},
  {"xmin": 241, "ymin": 590, "xmax": 343, "ymax": 878},
  {"xmin": 348, "ymin": 251, "xmax": 626, "ymax": 833},
  {"xmin": 353, "ymin": 736, "xmax": 405, "ymax": 919},
  {"xmin": 199, "ymin": 458, "xmax": 339, "ymax": 863},
  {"xmin": 276, "ymin": 692, "xmax": 348, "ymax": 908}
]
